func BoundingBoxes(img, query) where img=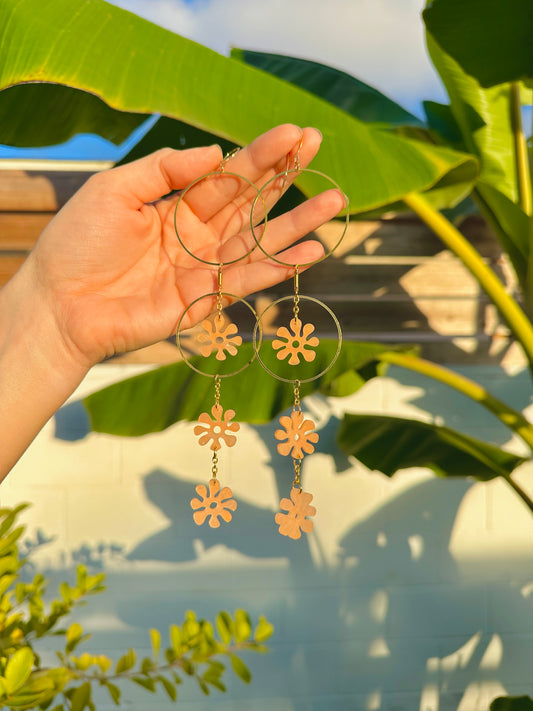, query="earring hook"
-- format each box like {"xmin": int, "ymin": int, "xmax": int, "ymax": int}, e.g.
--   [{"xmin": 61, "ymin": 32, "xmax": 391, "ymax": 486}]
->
[
  {"xmin": 219, "ymin": 147, "xmax": 240, "ymax": 173},
  {"xmin": 280, "ymin": 135, "xmax": 305, "ymax": 191}
]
